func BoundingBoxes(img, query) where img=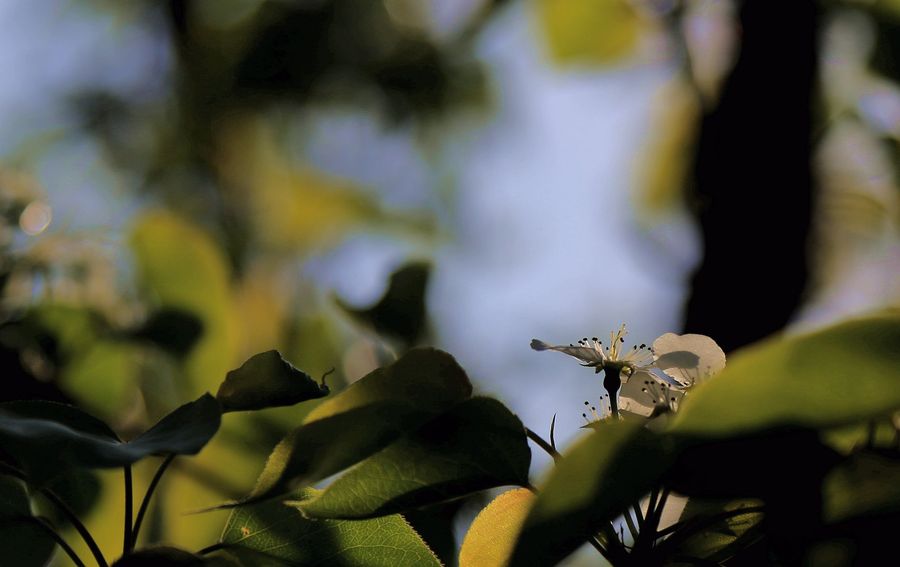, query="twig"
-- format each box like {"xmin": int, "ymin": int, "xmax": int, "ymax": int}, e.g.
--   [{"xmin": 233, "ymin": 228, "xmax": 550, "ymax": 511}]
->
[
  {"xmin": 131, "ymin": 454, "xmax": 176, "ymax": 547},
  {"xmin": 525, "ymin": 428, "xmax": 561, "ymax": 463},
  {"xmin": 123, "ymin": 465, "xmax": 134, "ymax": 554}
]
